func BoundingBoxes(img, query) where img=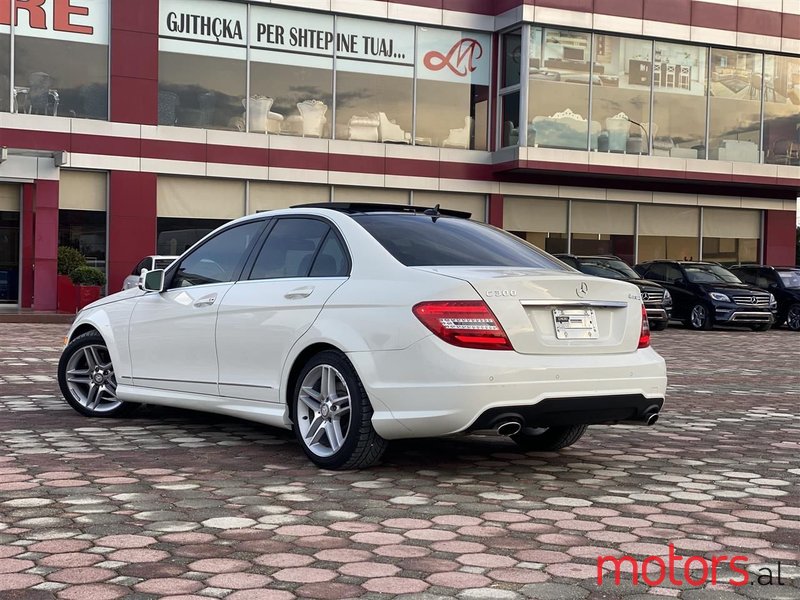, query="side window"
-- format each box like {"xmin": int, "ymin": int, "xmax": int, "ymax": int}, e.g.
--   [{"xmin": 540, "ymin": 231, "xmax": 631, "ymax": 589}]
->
[
  {"xmin": 736, "ymin": 268, "xmax": 756, "ymax": 285},
  {"xmin": 310, "ymin": 232, "xmax": 349, "ymax": 277},
  {"xmin": 644, "ymin": 264, "xmax": 667, "ymax": 281},
  {"xmin": 170, "ymin": 222, "xmax": 263, "ymax": 289},
  {"xmin": 758, "ymin": 268, "xmax": 777, "ymax": 287},
  {"xmin": 249, "ymin": 218, "xmax": 330, "ymax": 280},
  {"xmin": 663, "ymin": 265, "xmax": 683, "ymax": 283}
]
